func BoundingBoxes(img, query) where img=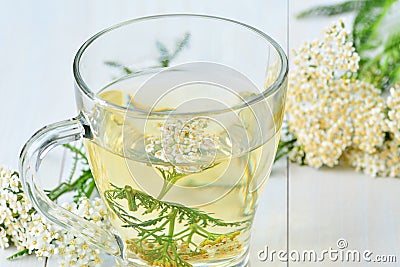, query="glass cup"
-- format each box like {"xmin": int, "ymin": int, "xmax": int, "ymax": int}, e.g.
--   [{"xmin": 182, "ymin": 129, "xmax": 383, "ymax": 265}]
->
[{"xmin": 20, "ymin": 14, "xmax": 287, "ymax": 267}]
